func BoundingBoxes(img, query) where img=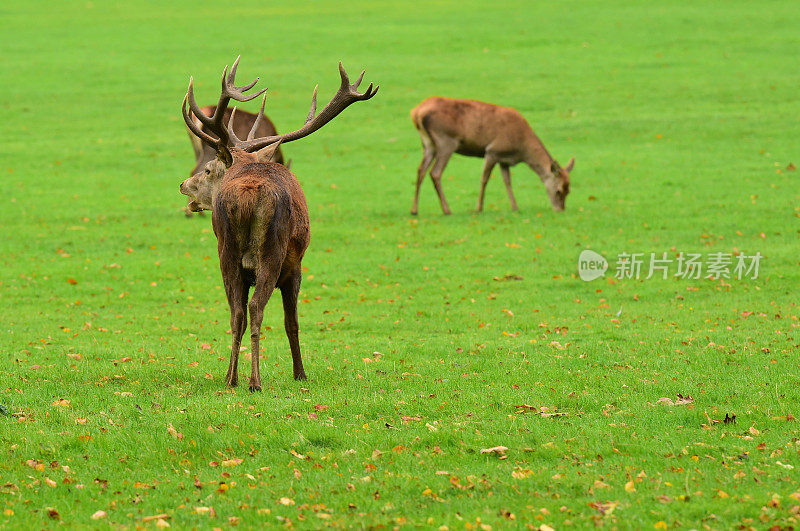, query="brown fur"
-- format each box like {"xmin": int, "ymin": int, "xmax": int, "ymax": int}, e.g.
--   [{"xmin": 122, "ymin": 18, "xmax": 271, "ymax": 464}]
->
[{"xmin": 410, "ymin": 96, "xmax": 574, "ymax": 214}]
